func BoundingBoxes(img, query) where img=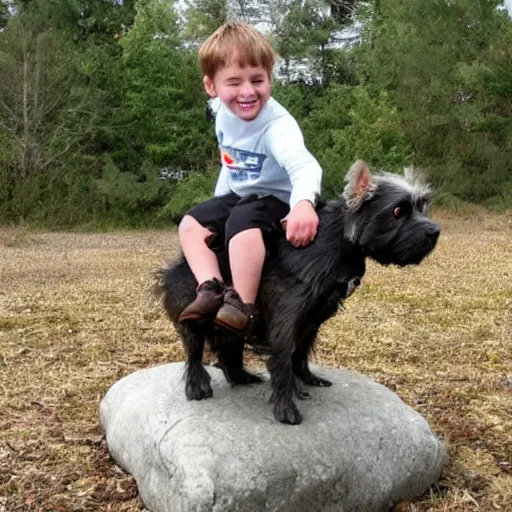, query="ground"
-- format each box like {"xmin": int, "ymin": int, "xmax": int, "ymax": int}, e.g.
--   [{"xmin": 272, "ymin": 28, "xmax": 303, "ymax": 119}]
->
[{"xmin": 0, "ymin": 208, "xmax": 511, "ymax": 512}]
